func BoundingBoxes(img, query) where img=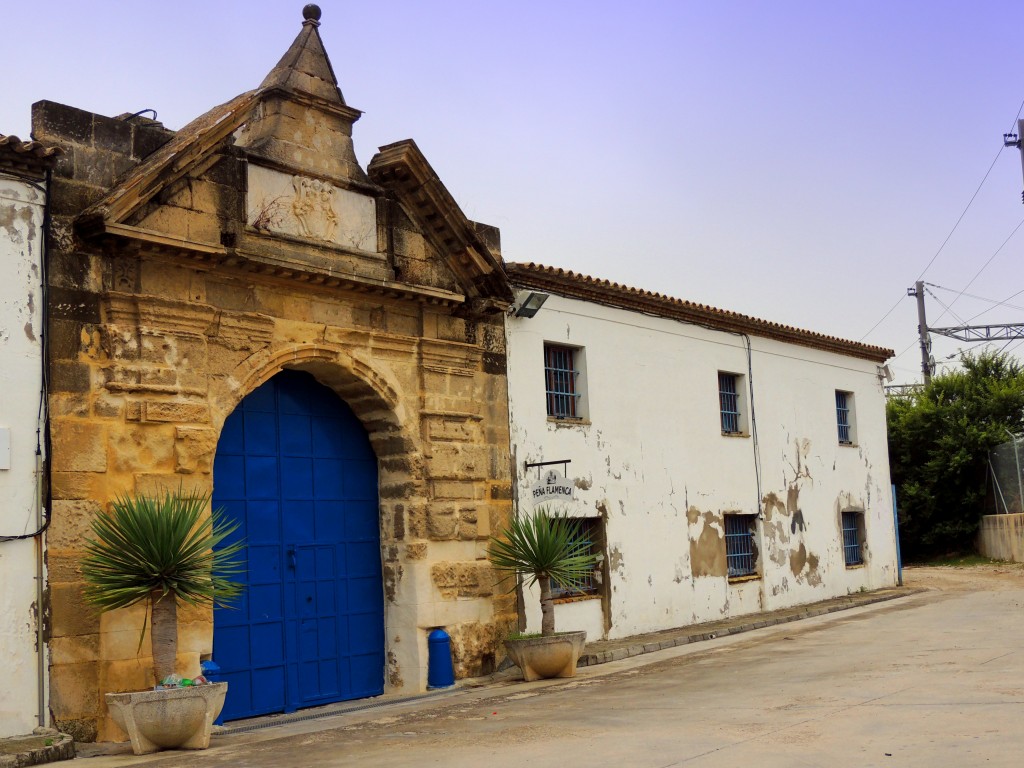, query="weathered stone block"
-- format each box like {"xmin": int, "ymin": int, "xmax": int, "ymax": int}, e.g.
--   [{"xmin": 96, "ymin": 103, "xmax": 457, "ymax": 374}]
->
[
  {"xmin": 48, "ymin": 498, "xmax": 103, "ymax": 550},
  {"xmin": 50, "ymin": 661, "xmax": 102, "ymax": 718},
  {"xmin": 51, "ymin": 420, "xmax": 107, "ymax": 472},
  {"xmin": 49, "ymin": 583, "xmax": 100, "ymax": 638},
  {"xmin": 174, "ymin": 426, "xmax": 217, "ymax": 474},
  {"xmin": 142, "ymin": 401, "xmax": 209, "ymax": 423}
]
